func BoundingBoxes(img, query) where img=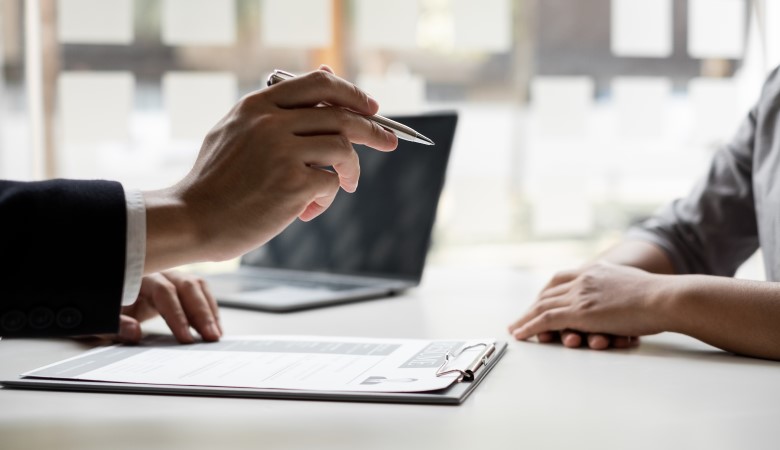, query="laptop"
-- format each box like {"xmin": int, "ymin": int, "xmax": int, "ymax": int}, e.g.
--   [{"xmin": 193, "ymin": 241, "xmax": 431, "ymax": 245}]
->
[{"xmin": 206, "ymin": 111, "xmax": 458, "ymax": 312}]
